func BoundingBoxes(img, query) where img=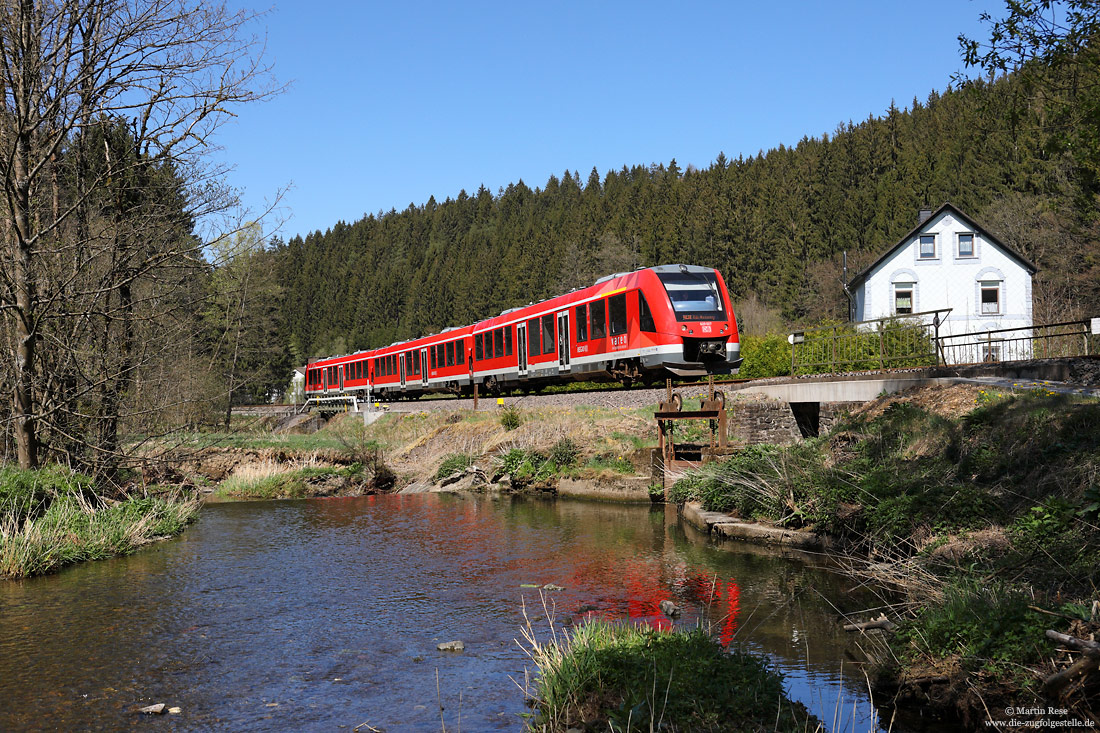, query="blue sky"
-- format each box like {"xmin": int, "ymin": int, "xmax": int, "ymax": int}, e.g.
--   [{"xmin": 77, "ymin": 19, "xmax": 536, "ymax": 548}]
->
[{"xmin": 215, "ymin": 0, "xmax": 1004, "ymax": 242}]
